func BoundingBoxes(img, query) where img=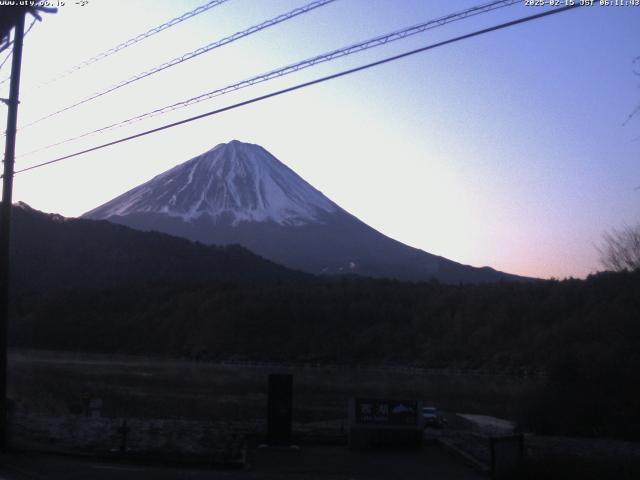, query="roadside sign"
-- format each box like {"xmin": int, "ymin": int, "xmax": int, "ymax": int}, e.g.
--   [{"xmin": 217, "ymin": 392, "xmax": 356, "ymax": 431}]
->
[{"xmin": 354, "ymin": 399, "xmax": 419, "ymax": 427}]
